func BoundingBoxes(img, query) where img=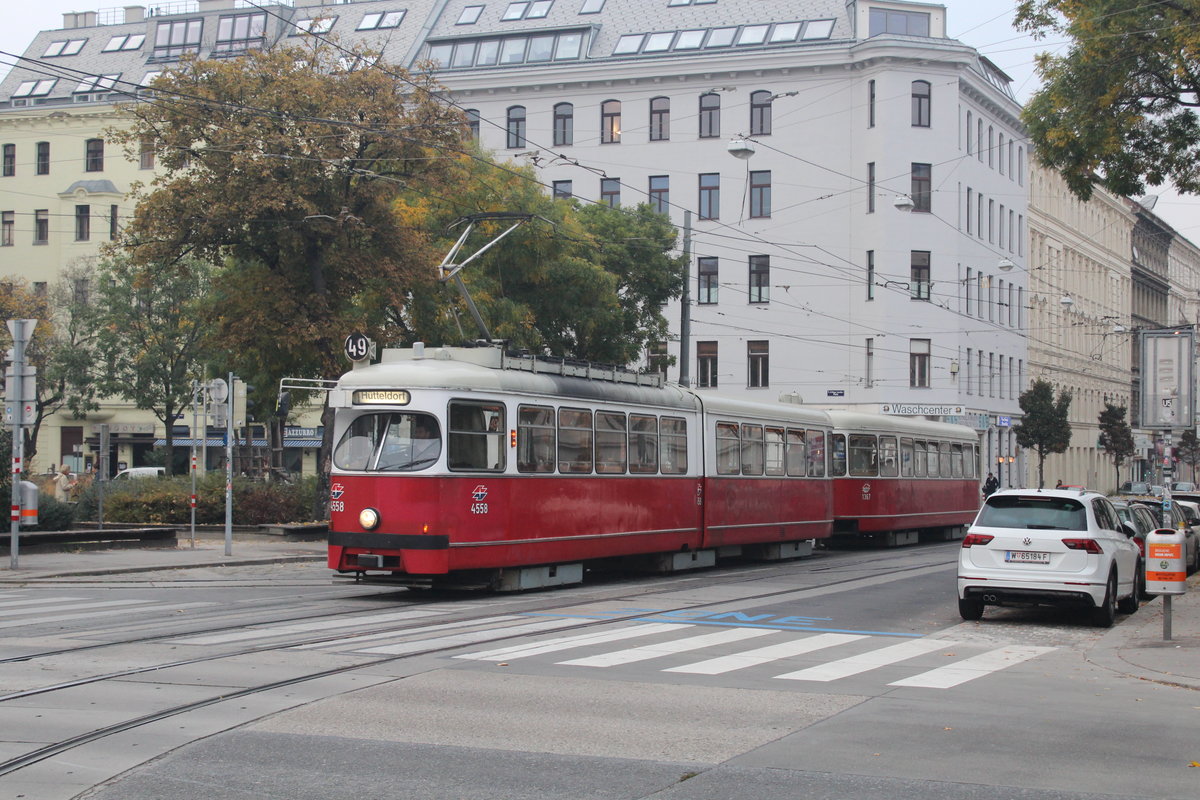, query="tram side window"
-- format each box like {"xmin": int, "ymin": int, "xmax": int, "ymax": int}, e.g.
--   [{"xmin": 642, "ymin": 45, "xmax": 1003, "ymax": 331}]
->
[
  {"xmin": 517, "ymin": 404, "xmax": 555, "ymax": 473},
  {"xmin": 965, "ymin": 443, "xmax": 976, "ymax": 478},
  {"xmin": 927, "ymin": 441, "xmax": 940, "ymax": 478},
  {"xmin": 830, "ymin": 434, "xmax": 847, "ymax": 477},
  {"xmin": 900, "ymin": 437, "xmax": 914, "ymax": 477},
  {"xmin": 448, "ymin": 401, "xmax": 505, "ymax": 471},
  {"xmin": 742, "ymin": 423, "xmax": 764, "ymax": 475},
  {"xmin": 558, "ymin": 408, "xmax": 594, "ymax": 473},
  {"xmin": 848, "ymin": 434, "xmax": 877, "ymax": 477},
  {"xmin": 630, "ymin": 414, "xmax": 659, "ymax": 473},
  {"xmin": 951, "ymin": 443, "xmax": 964, "ymax": 477},
  {"xmin": 880, "ymin": 436, "xmax": 899, "ymax": 477},
  {"xmin": 596, "ymin": 411, "xmax": 628, "ymax": 474},
  {"xmin": 661, "ymin": 416, "xmax": 688, "ymax": 473},
  {"xmin": 786, "ymin": 428, "xmax": 806, "ymax": 476},
  {"xmin": 716, "ymin": 422, "xmax": 740, "ymax": 475},
  {"xmin": 914, "ymin": 439, "xmax": 927, "ymax": 477},
  {"xmin": 939, "ymin": 441, "xmax": 951, "ymax": 478},
  {"xmin": 807, "ymin": 429, "xmax": 826, "ymax": 477},
  {"xmin": 765, "ymin": 427, "xmax": 786, "ymax": 476}
]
